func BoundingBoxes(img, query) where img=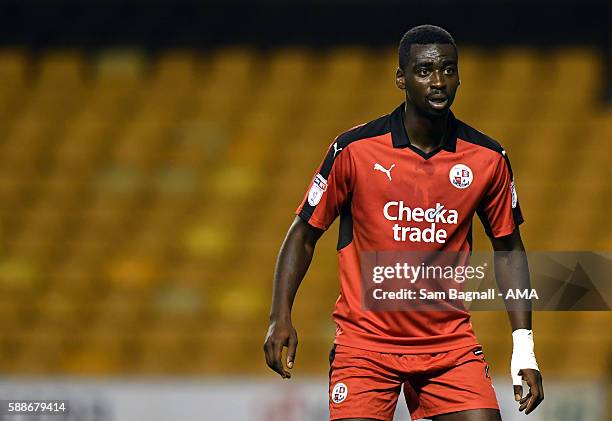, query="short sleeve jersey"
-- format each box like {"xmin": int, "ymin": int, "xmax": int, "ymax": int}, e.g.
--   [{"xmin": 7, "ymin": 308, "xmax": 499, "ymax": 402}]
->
[{"xmin": 296, "ymin": 103, "xmax": 524, "ymax": 353}]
